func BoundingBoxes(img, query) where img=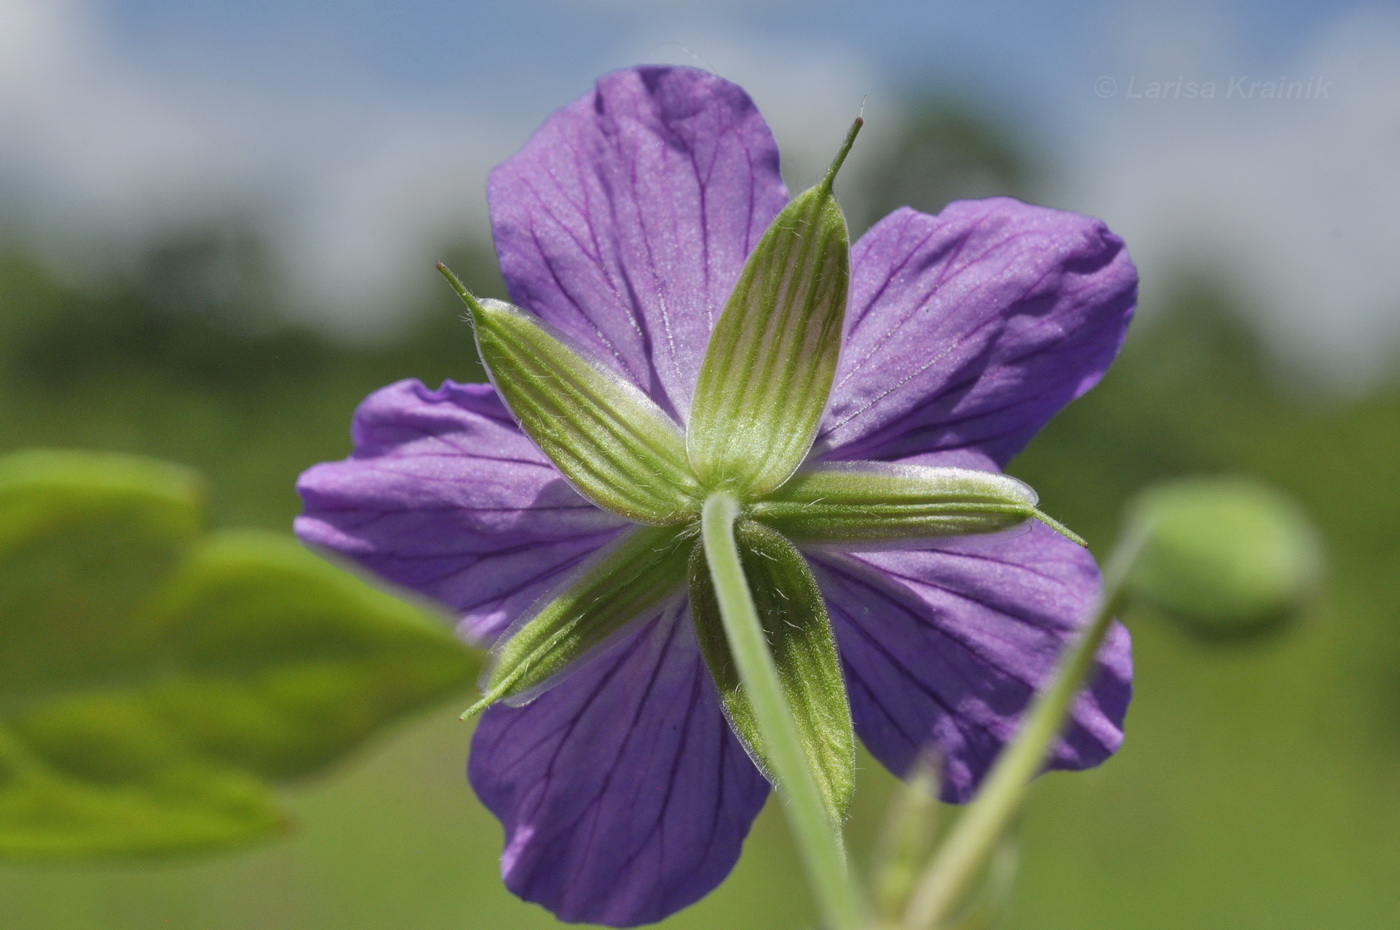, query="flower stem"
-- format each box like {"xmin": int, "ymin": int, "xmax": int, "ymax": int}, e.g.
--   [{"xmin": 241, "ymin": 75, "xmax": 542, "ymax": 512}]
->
[
  {"xmin": 701, "ymin": 492, "xmax": 868, "ymax": 930},
  {"xmin": 902, "ymin": 528, "xmax": 1146, "ymax": 929}
]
